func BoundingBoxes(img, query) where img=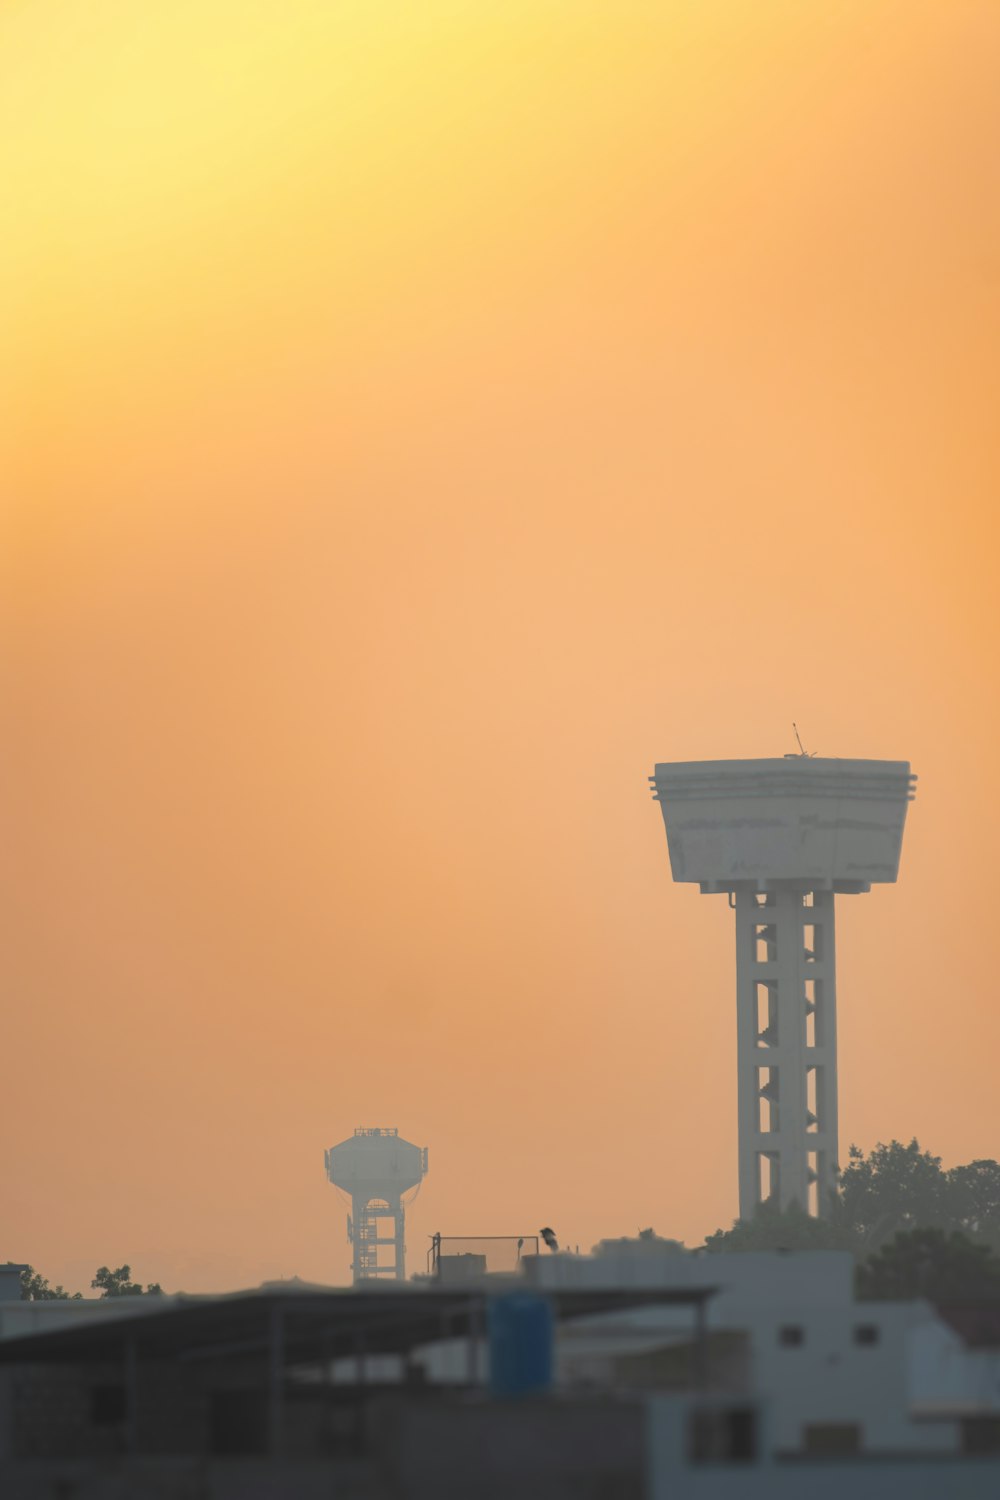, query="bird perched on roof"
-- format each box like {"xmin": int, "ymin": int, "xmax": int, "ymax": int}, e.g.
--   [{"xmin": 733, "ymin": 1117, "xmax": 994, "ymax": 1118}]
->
[{"xmin": 540, "ymin": 1227, "xmax": 559, "ymax": 1252}]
